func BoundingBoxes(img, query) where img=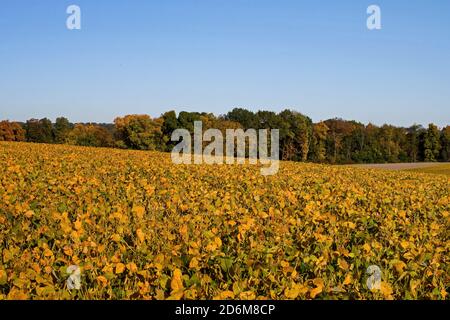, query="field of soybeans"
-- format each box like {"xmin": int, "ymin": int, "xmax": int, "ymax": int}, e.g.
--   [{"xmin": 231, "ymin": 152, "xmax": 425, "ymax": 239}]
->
[{"xmin": 0, "ymin": 141, "xmax": 448, "ymax": 300}]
